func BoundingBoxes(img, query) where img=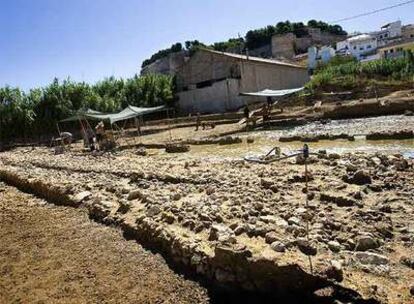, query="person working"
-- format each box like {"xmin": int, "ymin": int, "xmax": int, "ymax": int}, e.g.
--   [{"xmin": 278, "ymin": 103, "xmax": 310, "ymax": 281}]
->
[
  {"xmin": 95, "ymin": 121, "xmax": 105, "ymax": 149},
  {"xmin": 266, "ymin": 97, "xmax": 272, "ymax": 106},
  {"xmin": 244, "ymin": 105, "xmax": 250, "ymax": 119},
  {"xmin": 195, "ymin": 112, "xmax": 201, "ymax": 131}
]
